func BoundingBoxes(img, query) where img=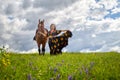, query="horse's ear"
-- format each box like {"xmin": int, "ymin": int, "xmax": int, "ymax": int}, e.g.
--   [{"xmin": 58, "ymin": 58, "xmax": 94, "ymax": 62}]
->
[
  {"xmin": 39, "ymin": 19, "xmax": 40, "ymax": 23},
  {"xmin": 43, "ymin": 19, "xmax": 44, "ymax": 23}
]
